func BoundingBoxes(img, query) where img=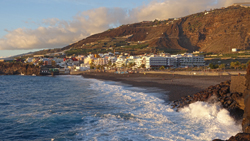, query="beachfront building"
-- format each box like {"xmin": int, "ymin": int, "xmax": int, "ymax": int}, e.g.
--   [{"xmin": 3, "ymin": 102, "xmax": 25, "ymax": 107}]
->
[
  {"xmin": 84, "ymin": 54, "xmax": 94, "ymax": 65},
  {"xmin": 108, "ymin": 56, "xmax": 117, "ymax": 65},
  {"xmin": 134, "ymin": 57, "xmax": 146, "ymax": 68},
  {"xmin": 171, "ymin": 54, "xmax": 182, "ymax": 67},
  {"xmin": 93, "ymin": 57, "xmax": 109, "ymax": 66},
  {"xmin": 179, "ymin": 53, "xmax": 205, "ymax": 67},
  {"xmin": 145, "ymin": 57, "xmax": 175, "ymax": 69},
  {"xmin": 116, "ymin": 56, "xmax": 126, "ymax": 68}
]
